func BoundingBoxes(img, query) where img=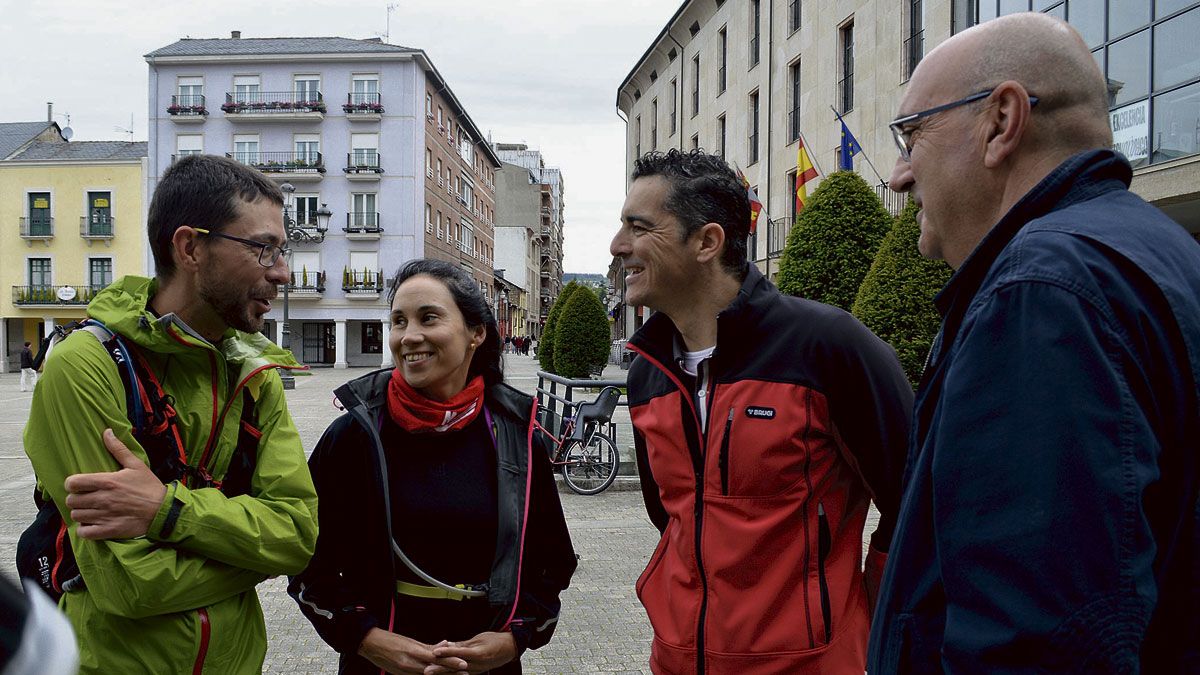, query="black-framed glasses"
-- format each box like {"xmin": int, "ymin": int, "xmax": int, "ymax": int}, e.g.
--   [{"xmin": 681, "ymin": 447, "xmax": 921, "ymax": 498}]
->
[
  {"xmin": 889, "ymin": 88, "xmax": 1040, "ymax": 162},
  {"xmin": 193, "ymin": 228, "xmax": 291, "ymax": 268}
]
